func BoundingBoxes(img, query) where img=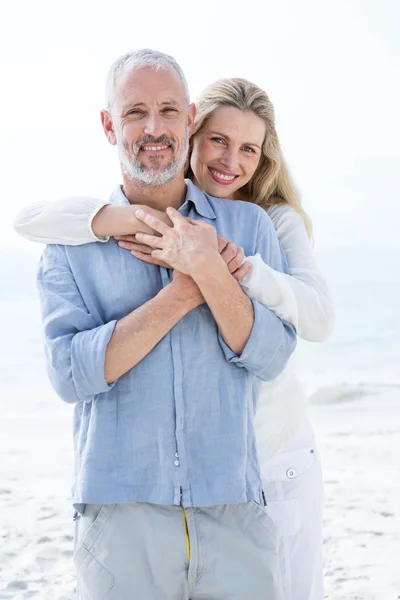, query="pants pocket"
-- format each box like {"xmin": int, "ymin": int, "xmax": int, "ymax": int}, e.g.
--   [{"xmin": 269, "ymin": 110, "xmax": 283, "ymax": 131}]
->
[
  {"xmin": 238, "ymin": 501, "xmax": 279, "ymax": 544},
  {"xmin": 73, "ymin": 504, "xmax": 115, "ymax": 600},
  {"xmin": 261, "ymin": 446, "xmax": 317, "ymax": 495},
  {"xmin": 261, "ymin": 447, "xmax": 321, "ymax": 538}
]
